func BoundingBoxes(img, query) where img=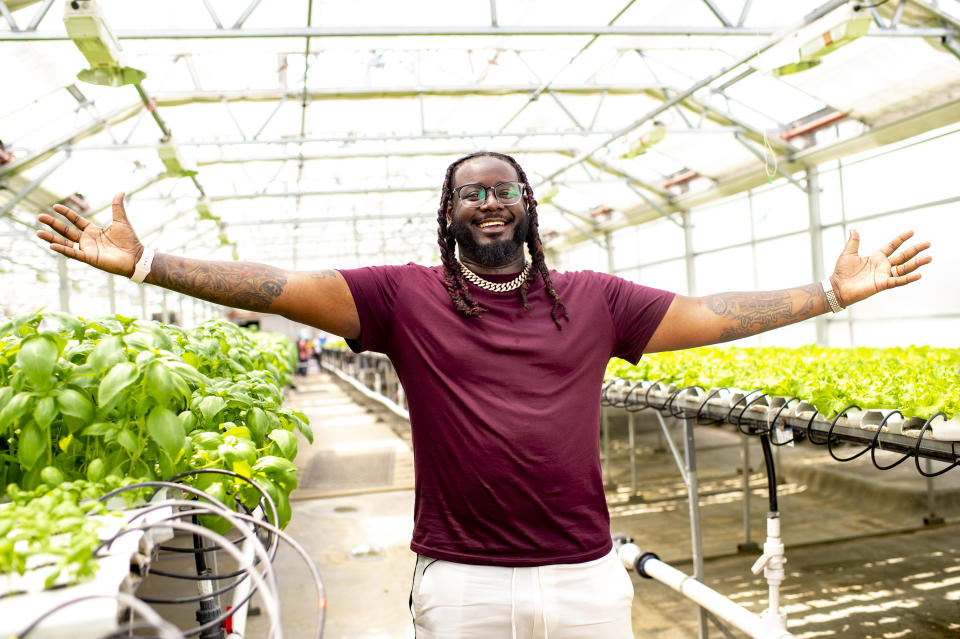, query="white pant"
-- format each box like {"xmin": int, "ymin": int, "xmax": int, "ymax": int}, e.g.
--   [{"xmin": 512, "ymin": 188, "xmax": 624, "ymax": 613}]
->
[{"xmin": 410, "ymin": 549, "xmax": 634, "ymax": 638}]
